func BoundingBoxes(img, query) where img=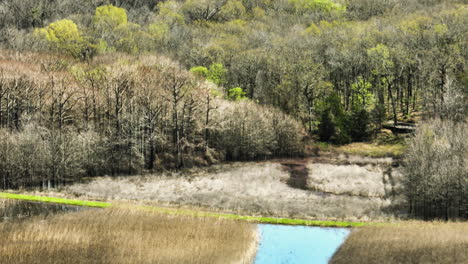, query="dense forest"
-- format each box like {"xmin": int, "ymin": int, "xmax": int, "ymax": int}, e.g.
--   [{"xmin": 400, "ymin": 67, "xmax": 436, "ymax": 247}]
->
[
  {"xmin": 0, "ymin": 52, "xmax": 304, "ymax": 188},
  {"xmin": 0, "ymin": 0, "xmax": 466, "ymax": 219}
]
